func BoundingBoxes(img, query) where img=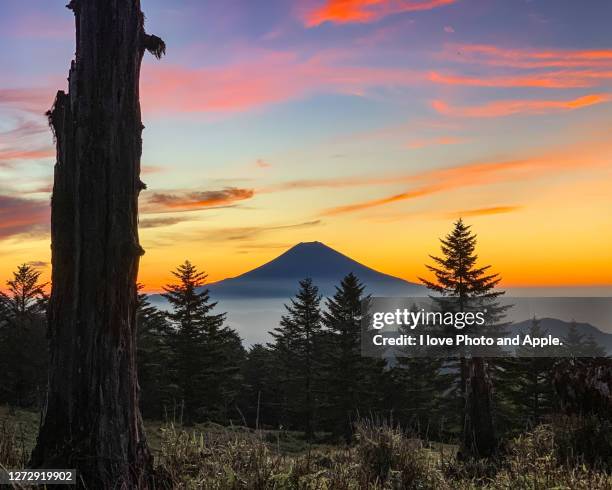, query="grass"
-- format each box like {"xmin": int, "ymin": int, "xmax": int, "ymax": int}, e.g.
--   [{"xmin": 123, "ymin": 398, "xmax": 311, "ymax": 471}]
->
[{"xmin": 2, "ymin": 405, "xmax": 612, "ymax": 489}]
